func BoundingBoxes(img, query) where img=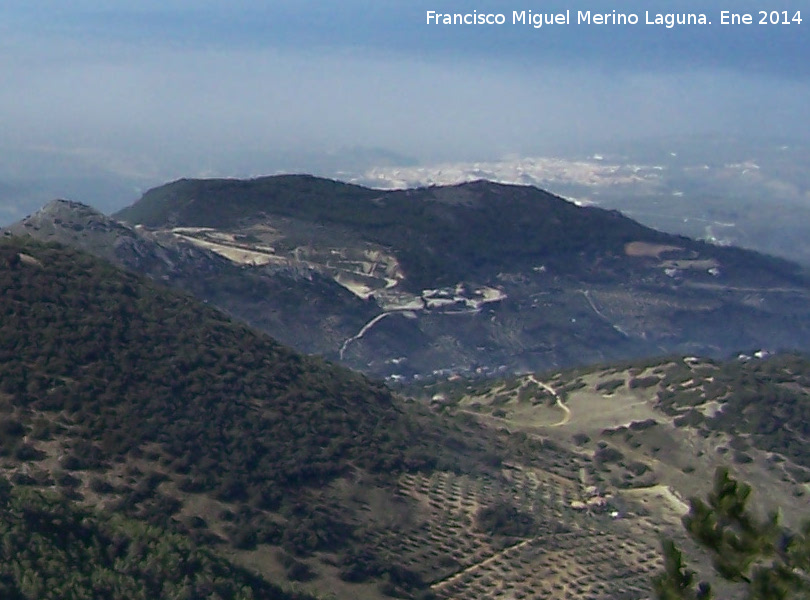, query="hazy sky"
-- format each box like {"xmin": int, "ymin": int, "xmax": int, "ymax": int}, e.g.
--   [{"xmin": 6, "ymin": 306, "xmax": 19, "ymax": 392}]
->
[{"xmin": 1, "ymin": 0, "xmax": 808, "ymax": 214}]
